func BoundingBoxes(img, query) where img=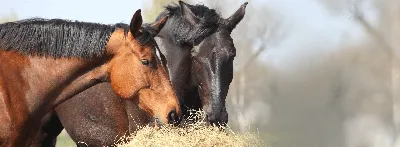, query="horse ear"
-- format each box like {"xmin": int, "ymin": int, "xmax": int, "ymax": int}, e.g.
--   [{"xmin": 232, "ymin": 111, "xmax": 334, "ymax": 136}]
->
[
  {"xmin": 226, "ymin": 2, "xmax": 248, "ymax": 31},
  {"xmin": 130, "ymin": 9, "xmax": 143, "ymax": 38},
  {"xmin": 151, "ymin": 16, "xmax": 169, "ymax": 34},
  {"xmin": 179, "ymin": 1, "xmax": 199, "ymax": 25}
]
